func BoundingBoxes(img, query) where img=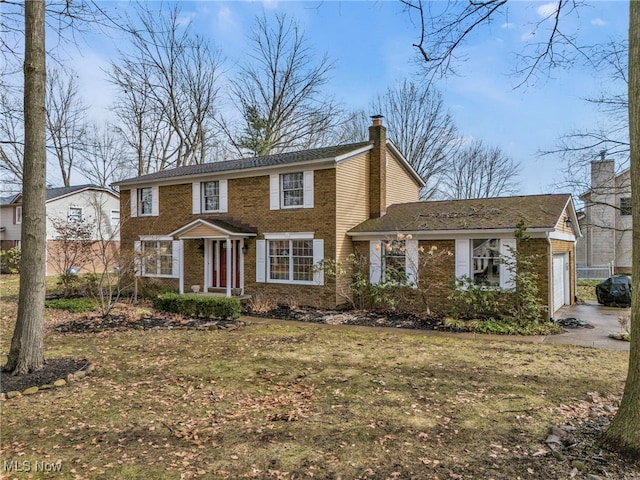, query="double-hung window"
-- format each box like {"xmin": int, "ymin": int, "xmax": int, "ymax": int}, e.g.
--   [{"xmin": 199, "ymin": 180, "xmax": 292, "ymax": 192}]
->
[
  {"xmin": 202, "ymin": 181, "xmax": 220, "ymax": 212},
  {"xmin": 68, "ymin": 207, "xmax": 83, "ymax": 223},
  {"xmin": 192, "ymin": 180, "xmax": 227, "ymax": 214},
  {"xmin": 270, "ymin": 171, "xmax": 314, "ymax": 210},
  {"xmin": 139, "ymin": 187, "xmax": 153, "ymax": 216},
  {"xmin": 281, "ymin": 173, "xmax": 304, "ymax": 208},
  {"xmin": 14, "ymin": 206, "xmax": 22, "ymax": 224},
  {"xmin": 130, "ymin": 186, "xmax": 158, "ymax": 217},
  {"xmin": 382, "ymin": 240, "xmax": 407, "ymax": 283}
]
